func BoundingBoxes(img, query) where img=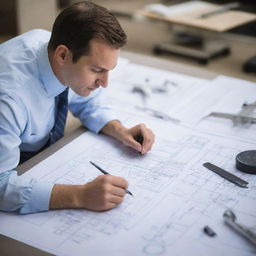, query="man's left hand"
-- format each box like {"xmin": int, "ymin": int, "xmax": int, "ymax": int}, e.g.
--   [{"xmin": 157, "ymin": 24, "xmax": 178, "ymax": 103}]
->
[{"xmin": 101, "ymin": 120, "xmax": 155, "ymax": 154}]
